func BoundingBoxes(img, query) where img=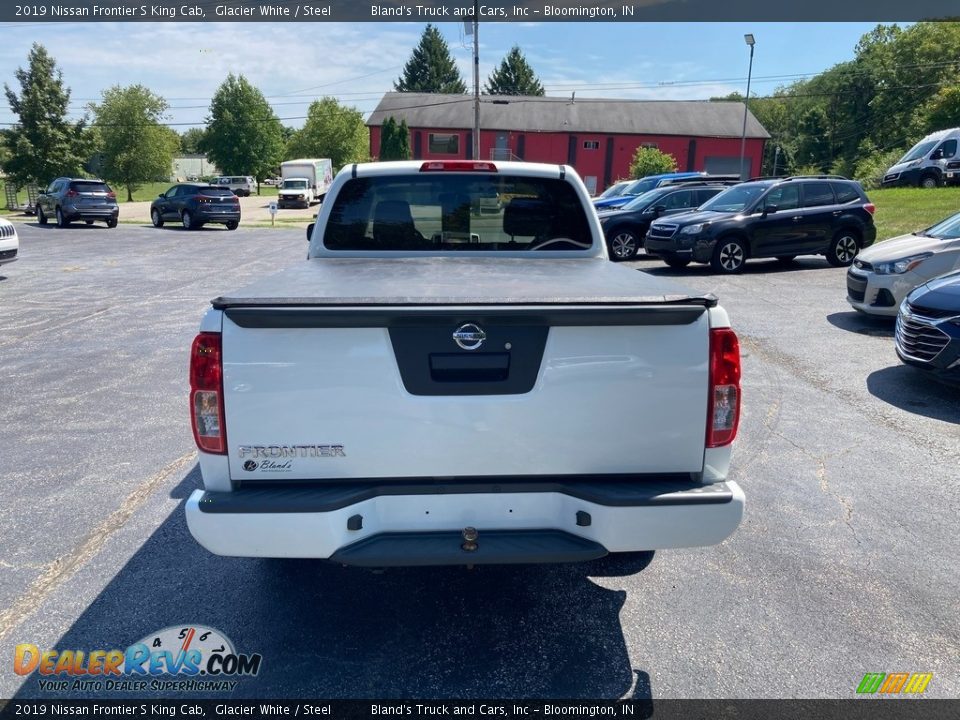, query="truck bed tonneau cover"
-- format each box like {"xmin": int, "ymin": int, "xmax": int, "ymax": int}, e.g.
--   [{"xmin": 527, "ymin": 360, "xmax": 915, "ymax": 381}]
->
[{"xmin": 211, "ymin": 258, "xmax": 717, "ymax": 308}]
